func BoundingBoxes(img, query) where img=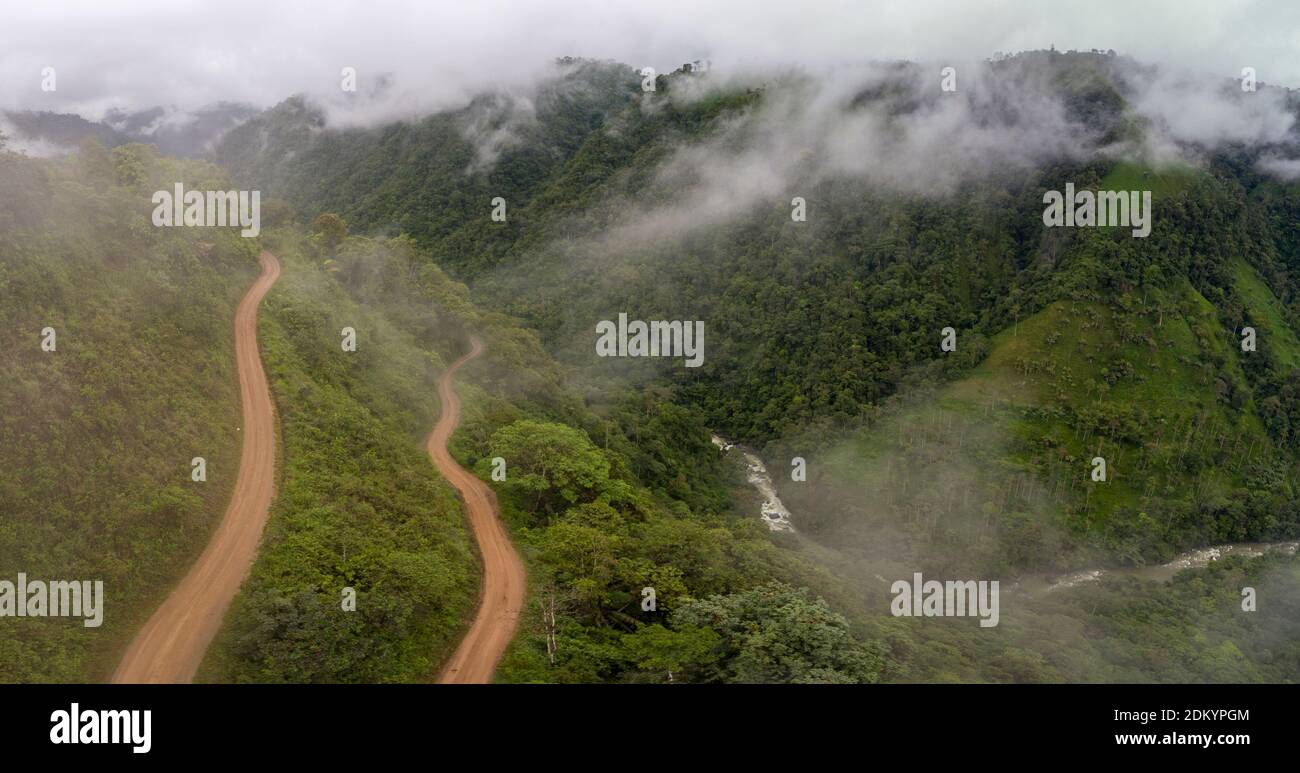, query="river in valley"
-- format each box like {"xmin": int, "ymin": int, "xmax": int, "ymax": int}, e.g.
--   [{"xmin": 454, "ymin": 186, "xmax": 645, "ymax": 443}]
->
[
  {"xmin": 1024, "ymin": 540, "xmax": 1300, "ymax": 595},
  {"xmin": 712, "ymin": 435, "xmax": 795, "ymax": 532},
  {"xmin": 713, "ymin": 432, "xmax": 1298, "ymax": 589}
]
